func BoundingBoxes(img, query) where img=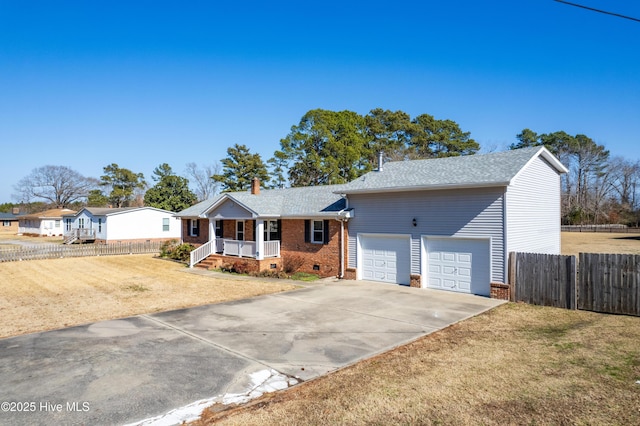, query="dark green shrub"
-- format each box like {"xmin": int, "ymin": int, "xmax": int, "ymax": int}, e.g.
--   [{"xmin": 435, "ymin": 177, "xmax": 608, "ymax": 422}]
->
[
  {"xmin": 160, "ymin": 239, "xmax": 179, "ymax": 258},
  {"xmin": 170, "ymin": 243, "xmax": 195, "ymax": 262}
]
